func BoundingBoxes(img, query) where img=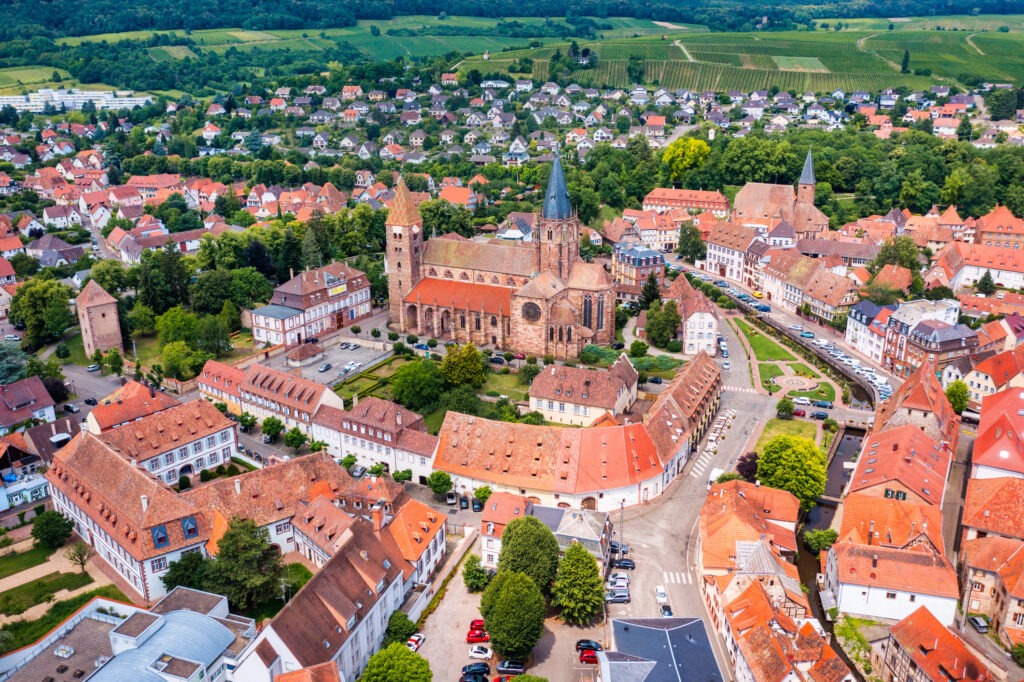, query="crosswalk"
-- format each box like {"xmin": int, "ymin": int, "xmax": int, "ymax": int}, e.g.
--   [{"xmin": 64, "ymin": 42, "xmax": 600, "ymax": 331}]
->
[
  {"xmin": 663, "ymin": 570, "xmax": 693, "ymax": 585},
  {"xmin": 689, "ymin": 450, "xmax": 715, "ymax": 479},
  {"xmin": 723, "ymin": 385, "xmax": 759, "ymax": 394}
]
